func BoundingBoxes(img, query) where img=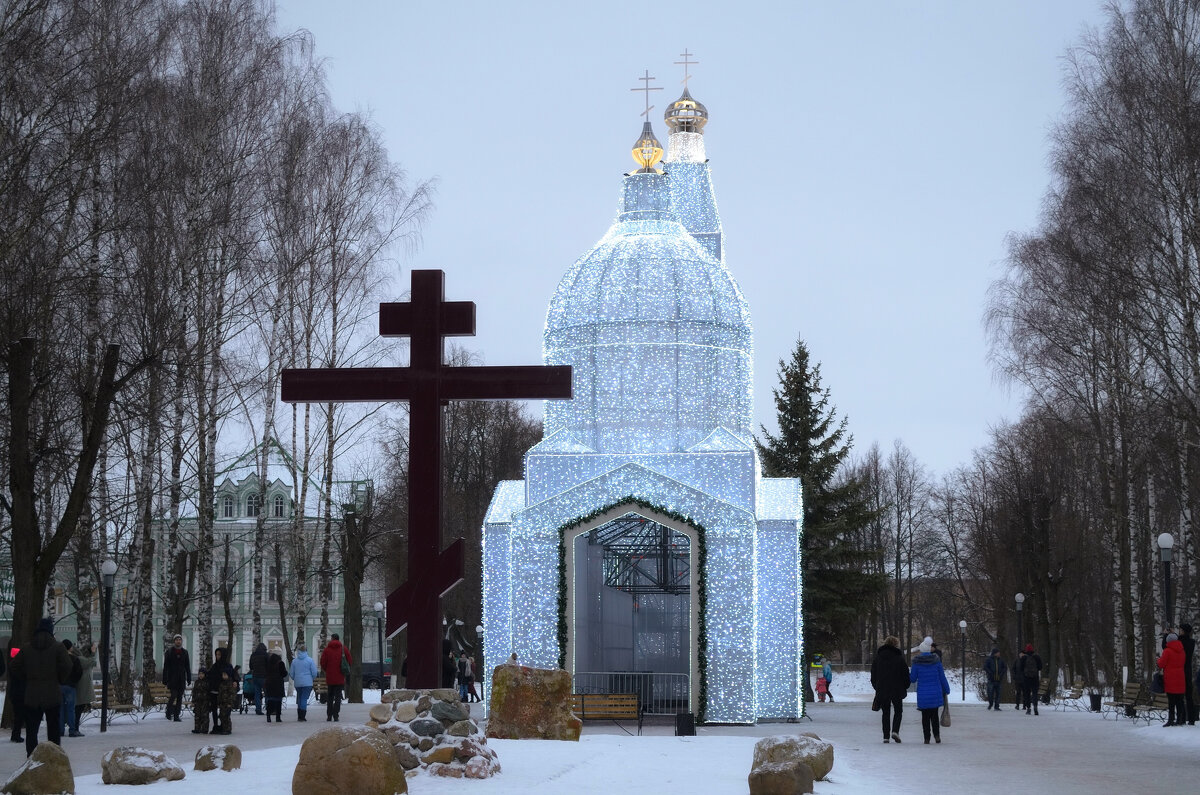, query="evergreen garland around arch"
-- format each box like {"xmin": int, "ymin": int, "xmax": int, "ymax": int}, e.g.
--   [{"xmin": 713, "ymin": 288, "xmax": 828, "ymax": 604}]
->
[{"xmin": 556, "ymin": 496, "xmax": 709, "ymax": 722}]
